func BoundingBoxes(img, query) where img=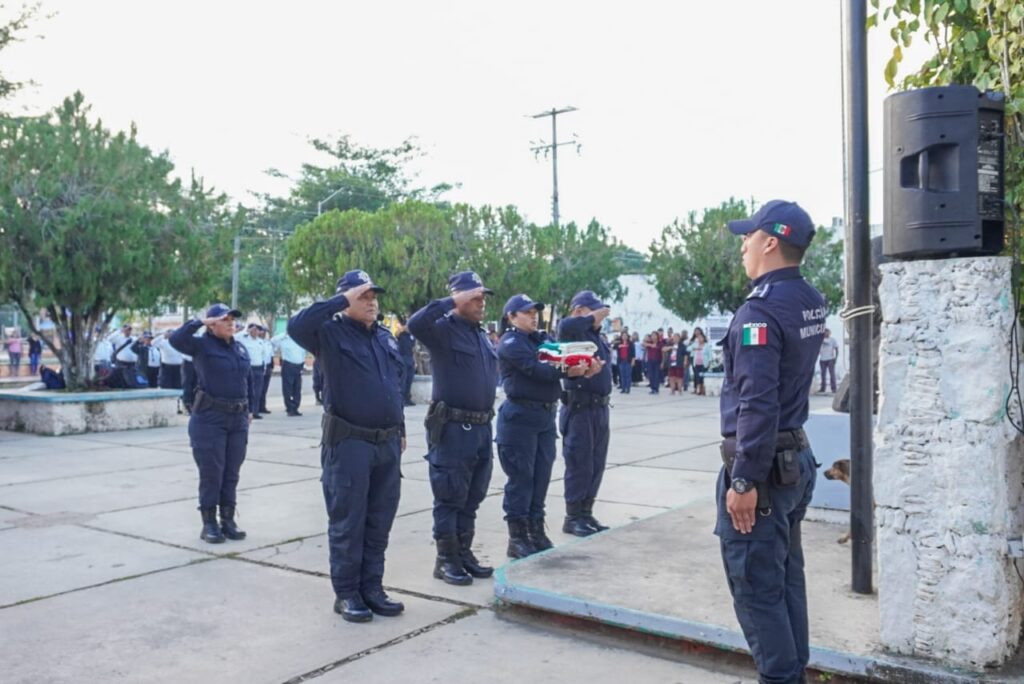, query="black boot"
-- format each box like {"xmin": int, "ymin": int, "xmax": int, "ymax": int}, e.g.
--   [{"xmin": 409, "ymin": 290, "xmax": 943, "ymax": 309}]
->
[
  {"xmin": 361, "ymin": 587, "xmax": 404, "ymax": 617},
  {"xmin": 527, "ymin": 517, "xmax": 554, "ymax": 552},
  {"xmin": 562, "ymin": 500, "xmax": 598, "ymax": 537},
  {"xmin": 333, "ymin": 595, "xmax": 373, "ymax": 623},
  {"xmin": 219, "ymin": 504, "xmax": 247, "ymax": 540},
  {"xmin": 199, "ymin": 507, "xmax": 225, "ymax": 544},
  {"xmin": 582, "ymin": 498, "xmax": 609, "ymax": 532},
  {"xmin": 506, "ymin": 518, "xmax": 536, "ymax": 559},
  {"xmin": 433, "ymin": 536, "xmax": 472, "ymax": 586},
  {"xmin": 459, "ymin": 530, "xmax": 494, "ymax": 578}
]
